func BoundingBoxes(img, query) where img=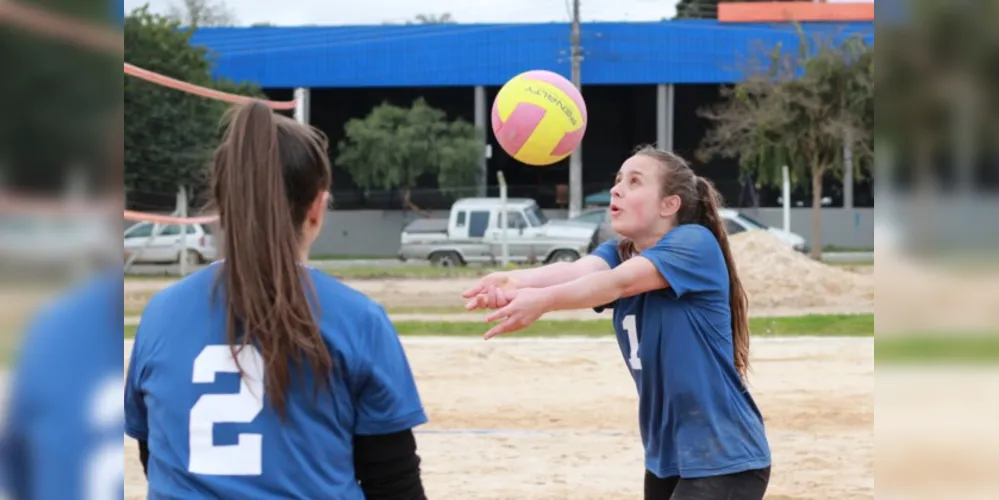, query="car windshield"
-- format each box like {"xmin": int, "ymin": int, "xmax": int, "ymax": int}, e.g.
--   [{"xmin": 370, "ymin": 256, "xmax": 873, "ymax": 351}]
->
[
  {"xmin": 573, "ymin": 210, "xmax": 605, "ymax": 224},
  {"xmin": 735, "ymin": 212, "xmax": 768, "ymax": 230},
  {"xmin": 524, "ymin": 204, "xmax": 549, "ymax": 226}
]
